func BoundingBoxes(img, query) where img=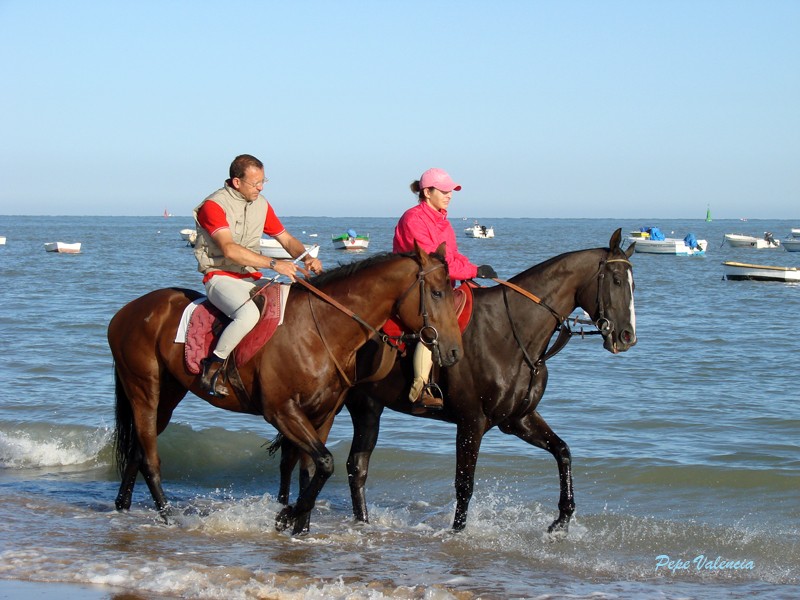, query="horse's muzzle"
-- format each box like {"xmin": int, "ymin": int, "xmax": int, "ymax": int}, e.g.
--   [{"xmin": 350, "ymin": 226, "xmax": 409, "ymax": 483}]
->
[
  {"xmin": 439, "ymin": 346, "xmax": 461, "ymax": 368},
  {"xmin": 604, "ymin": 327, "xmax": 637, "ymax": 354}
]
